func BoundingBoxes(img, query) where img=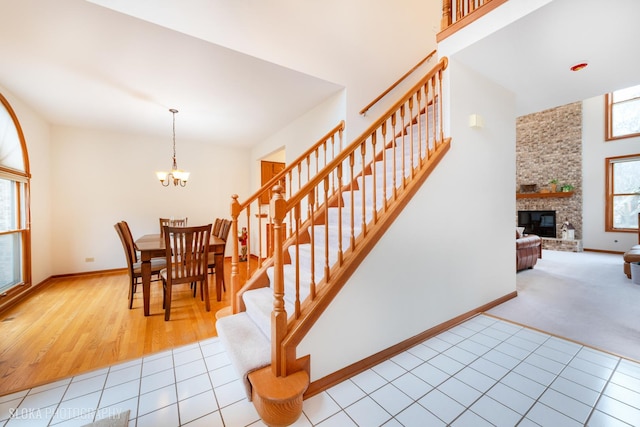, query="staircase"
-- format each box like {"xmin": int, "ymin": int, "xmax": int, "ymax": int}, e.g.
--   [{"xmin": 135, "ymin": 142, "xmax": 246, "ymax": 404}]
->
[{"xmin": 217, "ymin": 56, "xmax": 450, "ymax": 426}]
